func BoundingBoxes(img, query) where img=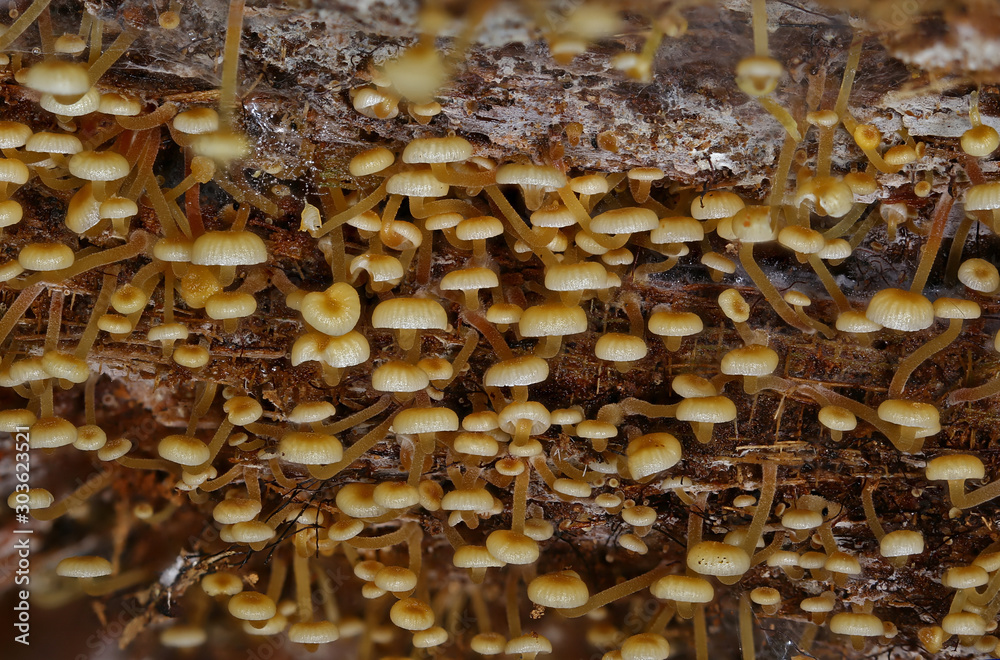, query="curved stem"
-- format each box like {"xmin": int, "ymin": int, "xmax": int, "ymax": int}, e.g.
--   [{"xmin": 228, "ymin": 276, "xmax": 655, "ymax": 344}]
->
[
  {"xmin": 862, "ymin": 479, "xmax": 885, "ymax": 541},
  {"xmin": 910, "ymin": 191, "xmax": 954, "ymax": 294},
  {"xmin": 739, "ymin": 243, "xmax": 812, "ymax": 333},
  {"xmin": 559, "ymin": 567, "xmax": 671, "ymax": 618},
  {"xmin": 740, "ymin": 462, "xmax": 776, "ymax": 558},
  {"xmin": 889, "ymin": 319, "xmax": 962, "ymax": 398}
]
